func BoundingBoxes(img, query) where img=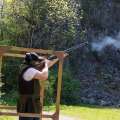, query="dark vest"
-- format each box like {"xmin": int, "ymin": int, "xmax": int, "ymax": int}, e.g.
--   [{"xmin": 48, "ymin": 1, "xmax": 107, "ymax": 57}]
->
[
  {"xmin": 18, "ymin": 66, "xmax": 40, "ymax": 95},
  {"xmin": 17, "ymin": 65, "xmax": 41, "ymax": 113}
]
